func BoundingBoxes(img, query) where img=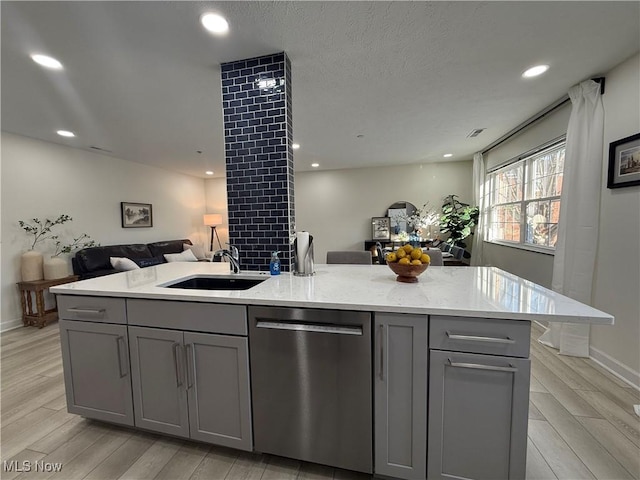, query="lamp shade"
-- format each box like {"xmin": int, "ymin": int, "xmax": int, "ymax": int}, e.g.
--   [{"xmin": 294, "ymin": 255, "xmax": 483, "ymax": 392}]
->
[{"xmin": 203, "ymin": 214, "xmax": 223, "ymax": 226}]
